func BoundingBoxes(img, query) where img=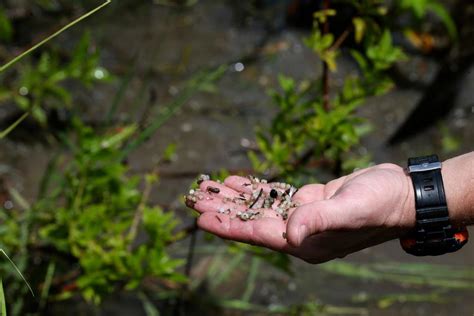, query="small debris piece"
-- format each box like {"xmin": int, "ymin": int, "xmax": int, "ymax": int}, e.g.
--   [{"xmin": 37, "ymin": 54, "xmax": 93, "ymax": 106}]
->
[
  {"xmin": 215, "ymin": 215, "xmax": 222, "ymax": 223},
  {"xmin": 236, "ymin": 209, "xmax": 261, "ymax": 221},
  {"xmin": 207, "ymin": 186, "xmax": 220, "ymax": 194},
  {"xmin": 282, "ymin": 232, "xmax": 287, "ymax": 239},
  {"xmin": 287, "ymin": 186, "xmax": 298, "ymax": 198},
  {"xmin": 197, "ymin": 174, "xmax": 210, "ymax": 184},
  {"xmin": 249, "ymin": 188, "xmax": 263, "ymax": 209},
  {"xmin": 263, "ymin": 196, "xmax": 274, "ymax": 209},
  {"xmin": 185, "ymin": 195, "xmax": 196, "ymax": 208}
]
